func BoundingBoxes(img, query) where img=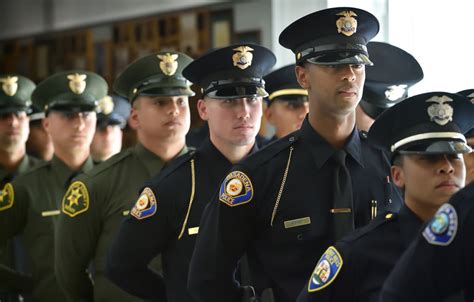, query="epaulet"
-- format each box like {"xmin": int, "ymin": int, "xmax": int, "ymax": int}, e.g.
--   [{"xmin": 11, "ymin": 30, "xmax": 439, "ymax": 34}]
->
[
  {"xmin": 85, "ymin": 148, "xmax": 135, "ymax": 177},
  {"xmin": 241, "ymin": 132, "xmax": 300, "ymax": 168},
  {"xmin": 148, "ymin": 149, "xmax": 197, "ymax": 184},
  {"xmin": 359, "ymin": 130, "xmax": 368, "ymax": 140},
  {"xmin": 340, "ymin": 212, "xmax": 398, "ymax": 243}
]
